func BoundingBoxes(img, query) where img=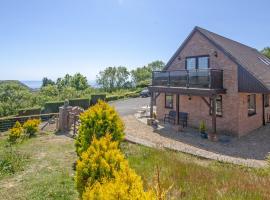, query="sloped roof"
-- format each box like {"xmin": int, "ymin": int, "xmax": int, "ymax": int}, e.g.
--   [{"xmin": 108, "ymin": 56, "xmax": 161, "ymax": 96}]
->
[{"xmin": 165, "ymin": 26, "xmax": 270, "ymax": 91}]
